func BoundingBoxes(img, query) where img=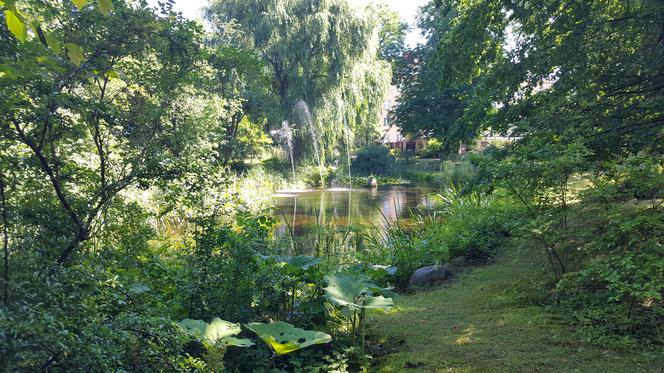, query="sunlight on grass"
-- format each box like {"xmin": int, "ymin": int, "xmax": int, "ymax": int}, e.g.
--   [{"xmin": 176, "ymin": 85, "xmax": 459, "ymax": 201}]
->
[
  {"xmin": 454, "ymin": 325, "xmax": 476, "ymax": 345},
  {"xmin": 373, "ymin": 241, "xmax": 662, "ymax": 373}
]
